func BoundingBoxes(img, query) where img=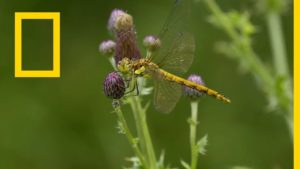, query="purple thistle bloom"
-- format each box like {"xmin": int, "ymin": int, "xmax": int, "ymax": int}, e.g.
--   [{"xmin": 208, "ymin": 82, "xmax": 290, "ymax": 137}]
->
[
  {"xmin": 99, "ymin": 40, "xmax": 116, "ymax": 56},
  {"xmin": 103, "ymin": 71, "xmax": 126, "ymax": 99},
  {"xmin": 184, "ymin": 74, "xmax": 205, "ymax": 100},
  {"xmin": 107, "ymin": 9, "xmax": 141, "ymax": 65}
]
